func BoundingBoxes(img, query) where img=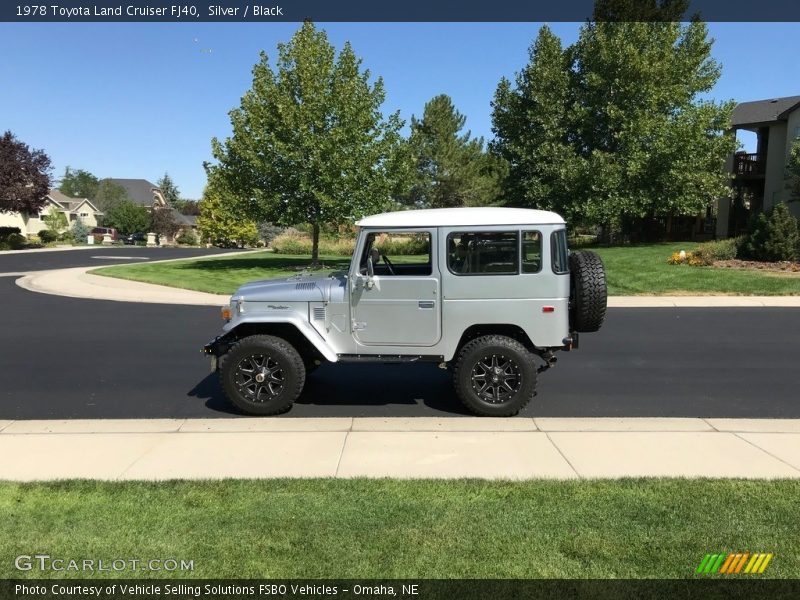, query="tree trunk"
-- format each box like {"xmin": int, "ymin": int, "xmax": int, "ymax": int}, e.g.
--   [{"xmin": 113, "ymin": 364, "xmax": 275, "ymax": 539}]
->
[{"xmin": 311, "ymin": 222, "xmax": 320, "ymax": 266}]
